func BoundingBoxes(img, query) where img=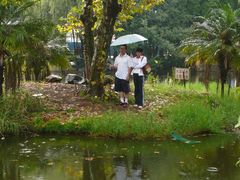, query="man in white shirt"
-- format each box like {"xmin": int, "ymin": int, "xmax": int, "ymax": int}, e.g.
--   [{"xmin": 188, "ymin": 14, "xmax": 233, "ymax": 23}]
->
[
  {"xmin": 131, "ymin": 48, "xmax": 147, "ymax": 109},
  {"xmin": 110, "ymin": 45, "xmax": 132, "ymax": 106}
]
